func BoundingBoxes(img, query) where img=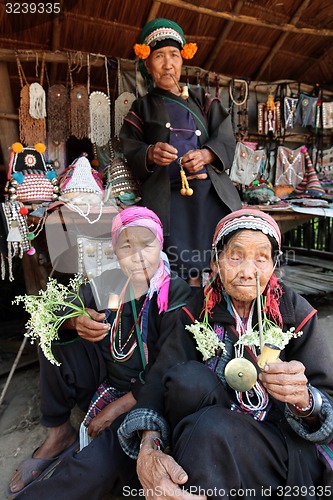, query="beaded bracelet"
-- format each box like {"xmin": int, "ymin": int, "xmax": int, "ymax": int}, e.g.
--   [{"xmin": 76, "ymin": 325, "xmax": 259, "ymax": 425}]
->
[
  {"xmin": 139, "ymin": 436, "xmax": 163, "ymax": 451},
  {"xmin": 288, "ymin": 385, "xmax": 323, "ymax": 418},
  {"xmin": 293, "ymin": 390, "xmax": 313, "ymax": 413}
]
